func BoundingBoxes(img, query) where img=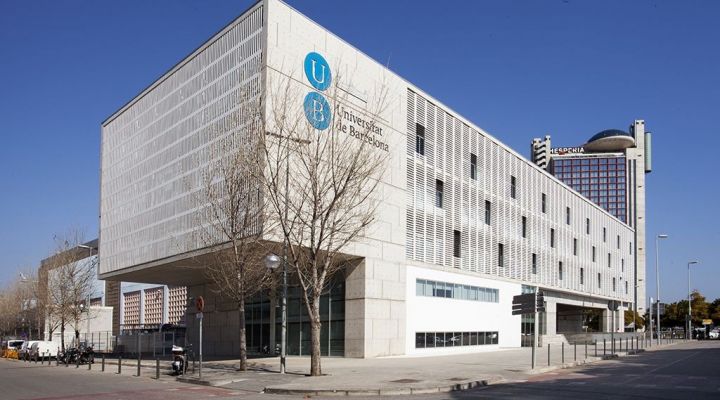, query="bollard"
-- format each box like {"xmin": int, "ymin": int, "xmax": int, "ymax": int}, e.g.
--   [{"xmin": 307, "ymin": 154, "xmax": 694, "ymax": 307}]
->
[
  {"xmin": 562, "ymin": 342, "xmax": 565, "ymax": 364},
  {"xmin": 574, "ymin": 342, "xmax": 577, "ymax": 361},
  {"xmin": 76, "ymin": 355, "xmax": 80, "ymax": 369},
  {"xmin": 118, "ymin": 356, "xmax": 122, "ymax": 374},
  {"xmin": 548, "ymin": 344, "xmax": 551, "ymax": 366},
  {"xmin": 585, "ymin": 341, "xmax": 588, "ymax": 359},
  {"xmin": 137, "ymin": 357, "xmax": 141, "ymax": 377},
  {"xmin": 102, "ymin": 354, "xmax": 105, "ymax": 372},
  {"xmin": 595, "ymin": 341, "xmax": 598, "ymax": 357},
  {"xmin": 41, "ymin": 352, "xmax": 44, "ymax": 365},
  {"xmin": 626, "ymin": 338, "xmax": 628, "ymax": 352},
  {"xmin": 155, "ymin": 358, "xmax": 160, "ymax": 380},
  {"xmin": 88, "ymin": 358, "xmax": 92, "ymax": 370},
  {"xmin": 56, "ymin": 354, "xmax": 59, "ymax": 367},
  {"xmin": 603, "ymin": 339, "xmax": 606, "ymax": 356}
]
